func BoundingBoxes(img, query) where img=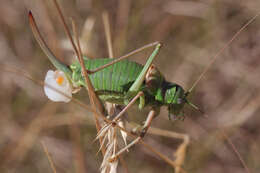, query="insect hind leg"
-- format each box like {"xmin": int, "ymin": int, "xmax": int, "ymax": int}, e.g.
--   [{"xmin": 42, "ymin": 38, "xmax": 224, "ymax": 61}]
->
[
  {"xmin": 89, "ymin": 42, "xmax": 161, "ymax": 74},
  {"xmin": 109, "ymin": 109, "xmax": 157, "ymax": 162}
]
